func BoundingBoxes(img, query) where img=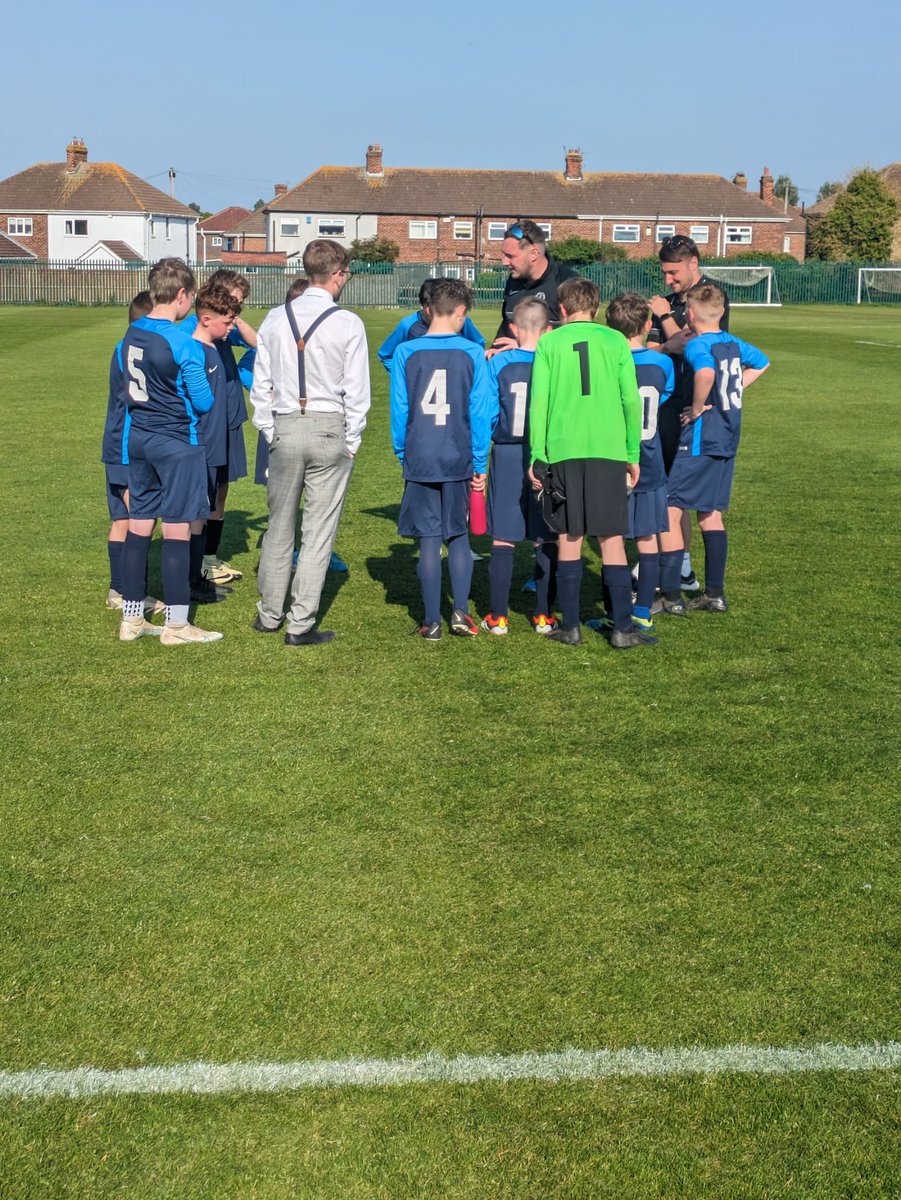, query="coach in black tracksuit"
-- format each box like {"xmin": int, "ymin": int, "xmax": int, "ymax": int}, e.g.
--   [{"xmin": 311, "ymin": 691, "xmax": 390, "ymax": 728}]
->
[{"xmin": 492, "ymin": 220, "xmax": 577, "ymax": 349}]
